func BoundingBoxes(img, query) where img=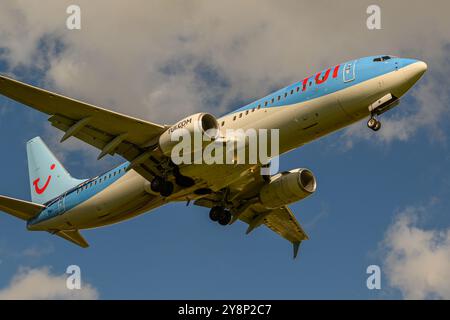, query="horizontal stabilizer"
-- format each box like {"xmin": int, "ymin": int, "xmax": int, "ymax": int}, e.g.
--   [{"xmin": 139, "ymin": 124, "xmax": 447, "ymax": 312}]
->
[
  {"xmin": 0, "ymin": 195, "xmax": 45, "ymax": 220},
  {"xmin": 54, "ymin": 230, "xmax": 89, "ymax": 248}
]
